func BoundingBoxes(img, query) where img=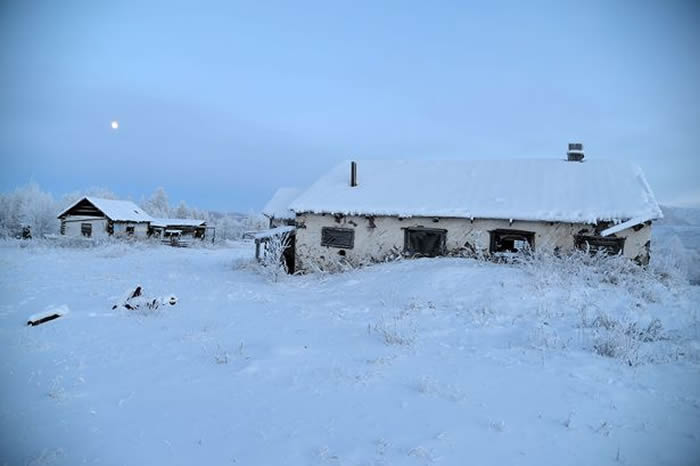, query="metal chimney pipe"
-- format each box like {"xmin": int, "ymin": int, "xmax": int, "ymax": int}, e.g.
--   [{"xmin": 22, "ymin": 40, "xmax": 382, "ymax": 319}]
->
[
  {"xmin": 350, "ymin": 161, "xmax": 357, "ymax": 187},
  {"xmin": 567, "ymin": 143, "xmax": 584, "ymax": 162}
]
